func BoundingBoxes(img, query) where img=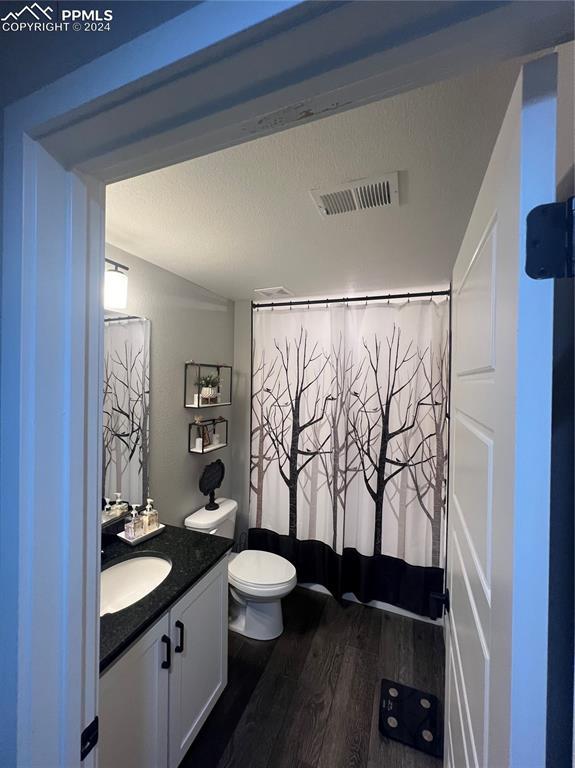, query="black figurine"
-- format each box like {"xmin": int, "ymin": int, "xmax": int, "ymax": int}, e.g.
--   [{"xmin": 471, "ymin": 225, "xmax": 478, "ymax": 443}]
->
[{"xmin": 199, "ymin": 459, "xmax": 225, "ymax": 510}]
